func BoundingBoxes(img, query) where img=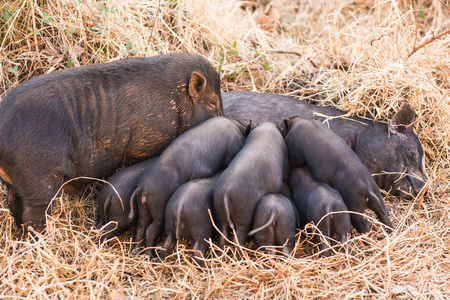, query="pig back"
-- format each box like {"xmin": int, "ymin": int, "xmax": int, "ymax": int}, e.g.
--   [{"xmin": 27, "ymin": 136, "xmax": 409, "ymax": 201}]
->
[
  {"xmin": 157, "ymin": 117, "xmax": 246, "ymax": 181},
  {"xmin": 0, "ymin": 54, "xmax": 222, "ymax": 182},
  {"xmin": 215, "ymin": 122, "xmax": 287, "ymax": 207}
]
